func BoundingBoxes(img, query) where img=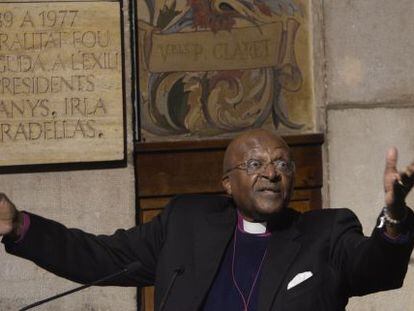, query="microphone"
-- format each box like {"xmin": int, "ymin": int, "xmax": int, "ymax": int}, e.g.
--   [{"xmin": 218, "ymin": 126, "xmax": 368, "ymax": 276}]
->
[
  {"xmin": 19, "ymin": 261, "xmax": 142, "ymax": 311},
  {"xmin": 159, "ymin": 266, "xmax": 185, "ymax": 311}
]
